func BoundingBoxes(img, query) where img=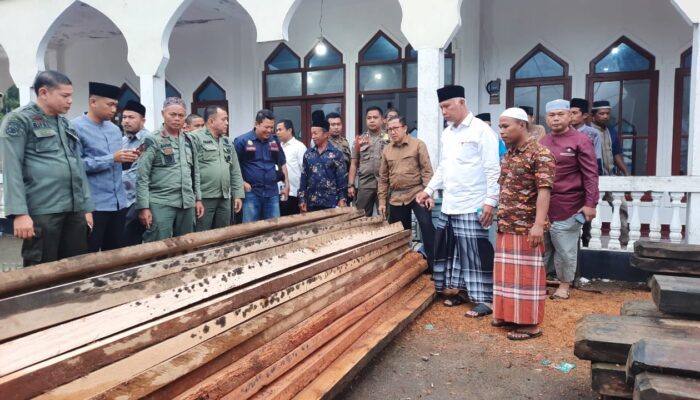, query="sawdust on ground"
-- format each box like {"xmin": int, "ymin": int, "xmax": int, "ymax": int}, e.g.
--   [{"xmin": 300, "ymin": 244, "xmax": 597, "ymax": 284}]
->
[{"xmin": 407, "ymin": 282, "xmax": 651, "ymax": 376}]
